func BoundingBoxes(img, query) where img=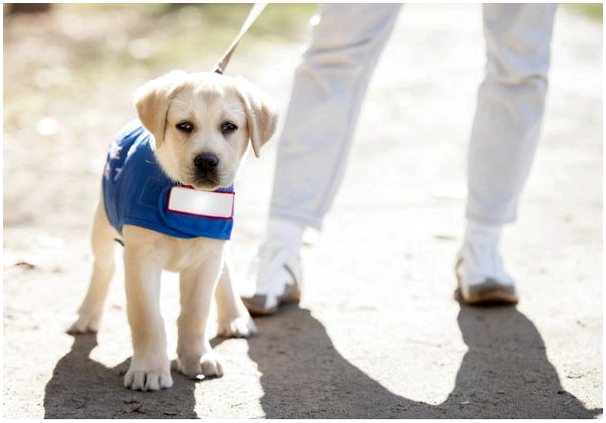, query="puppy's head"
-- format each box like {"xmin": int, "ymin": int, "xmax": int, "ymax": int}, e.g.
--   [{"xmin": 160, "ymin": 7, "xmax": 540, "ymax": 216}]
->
[{"xmin": 134, "ymin": 70, "xmax": 277, "ymax": 190}]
